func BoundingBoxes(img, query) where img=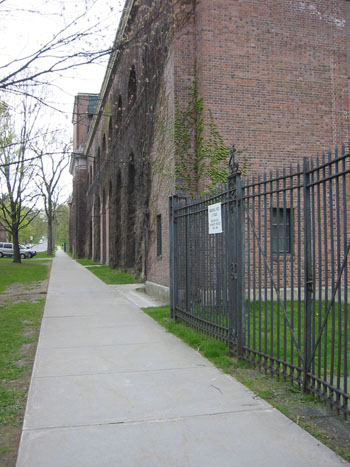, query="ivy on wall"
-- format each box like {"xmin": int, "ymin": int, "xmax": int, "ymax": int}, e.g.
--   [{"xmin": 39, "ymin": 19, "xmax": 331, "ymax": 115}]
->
[{"xmin": 174, "ymin": 78, "xmax": 232, "ymax": 194}]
